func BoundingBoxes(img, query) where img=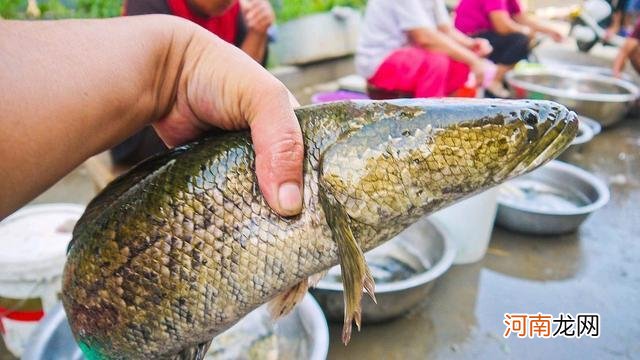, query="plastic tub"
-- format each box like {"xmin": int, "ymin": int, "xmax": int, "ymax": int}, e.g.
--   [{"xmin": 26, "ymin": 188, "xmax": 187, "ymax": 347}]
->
[
  {"xmin": 0, "ymin": 204, "xmax": 84, "ymax": 357},
  {"xmin": 428, "ymin": 188, "xmax": 499, "ymax": 264}
]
